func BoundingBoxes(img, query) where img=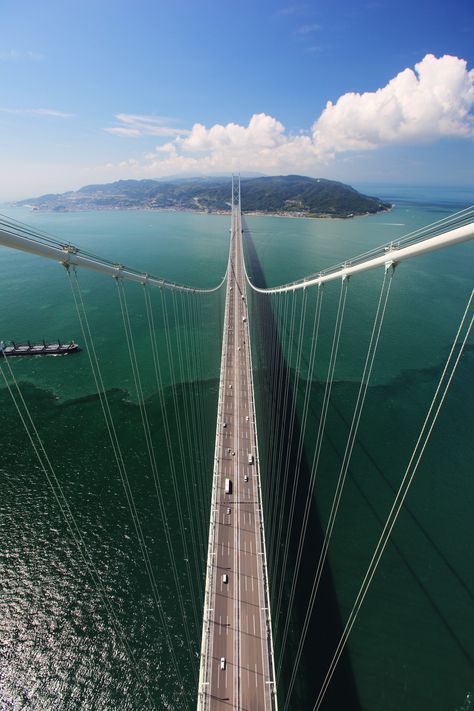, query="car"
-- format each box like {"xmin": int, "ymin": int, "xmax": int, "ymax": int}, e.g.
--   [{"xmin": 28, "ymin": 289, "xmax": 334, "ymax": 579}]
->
[
  {"xmin": 245, "ymin": 415, "xmax": 249, "ymax": 421},
  {"xmin": 222, "ymin": 573, "xmax": 228, "ymax": 584},
  {"xmin": 220, "ymin": 657, "xmax": 226, "ymax": 670},
  {"xmin": 244, "ymin": 474, "xmax": 249, "ymax": 482},
  {"xmin": 223, "ymin": 422, "xmax": 227, "ymax": 428},
  {"xmin": 226, "ymin": 507, "xmax": 231, "ymax": 514}
]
